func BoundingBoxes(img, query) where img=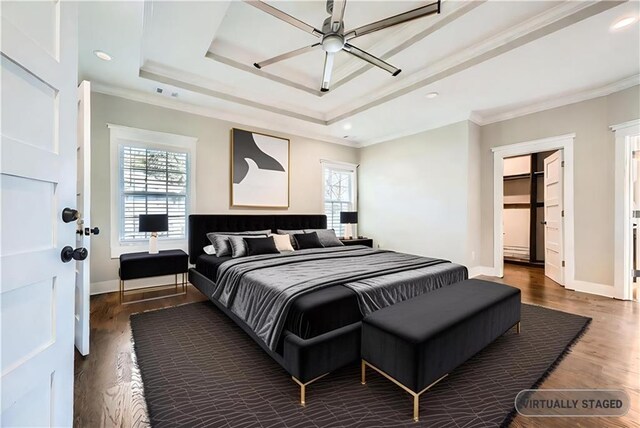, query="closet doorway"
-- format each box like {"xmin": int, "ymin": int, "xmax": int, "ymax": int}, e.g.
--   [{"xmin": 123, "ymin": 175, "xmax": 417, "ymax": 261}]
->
[
  {"xmin": 503, "ymin": 151, "xmax": 564, "ymax": 285},
  {"xmin": 492, "ymin": 134, "xmax": 574, "ymax": 288}
]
